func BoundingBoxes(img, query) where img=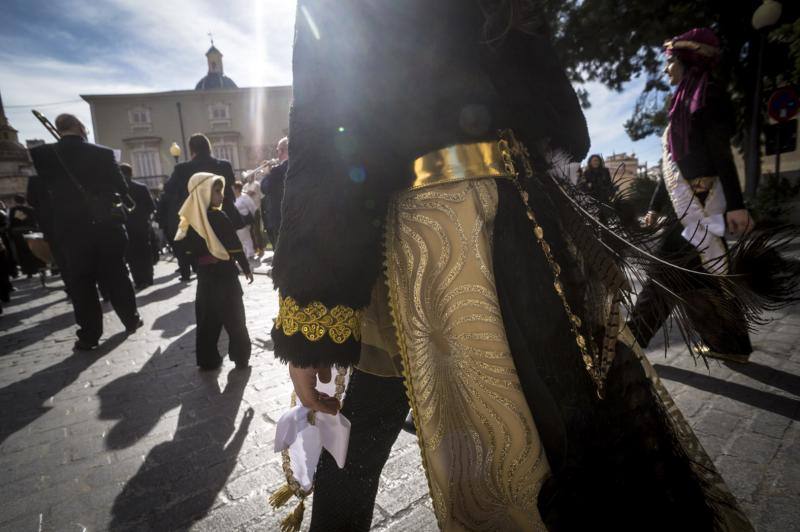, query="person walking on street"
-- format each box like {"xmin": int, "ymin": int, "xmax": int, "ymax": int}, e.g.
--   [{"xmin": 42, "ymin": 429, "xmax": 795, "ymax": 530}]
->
[
  {"xmin": 233, "ymin": 180, "xmax": 258, "ymax": 261},
  {"xmin": 120, "ymin": 163, "xmax": 156, "ymax": 289},
  {"xmin": 174, "ymin": 172, "xmax": 253, "ymax": 371},
  {"xmin": 29, "ymin": 114, "xmax": 142, "ymax": 351},
  {"xmin": 0, "ymin": 201, "xmax": 17, "ymax": 279},
  {"xmin": 260, "ymin": 137, "xmax": 288, "ymax": 248},
  {"xmin": 162, "ymin": 134, "xmax": 244, "ymax": 281},
  {"xmin": 8, "ymin": 194, "xmax": 44, "ymax": 278},
  {"xmin": 628, "ymin": 28, "xmax": 755, "ymax": 364}
]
